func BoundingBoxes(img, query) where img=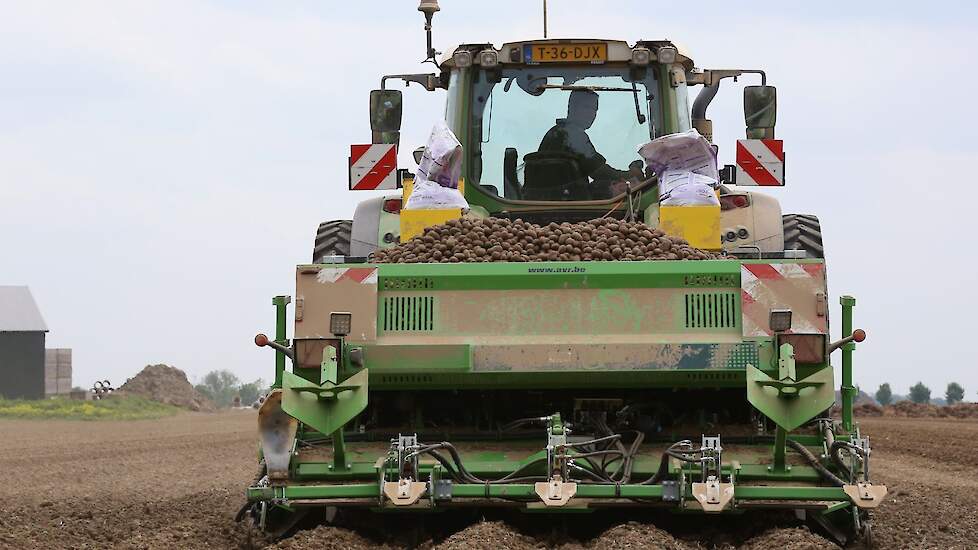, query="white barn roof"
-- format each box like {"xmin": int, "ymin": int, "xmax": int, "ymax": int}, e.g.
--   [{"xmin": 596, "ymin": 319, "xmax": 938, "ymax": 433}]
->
[{"xmin": 0, "ymin": 286, "xmax": 48, "ymax": 332}]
